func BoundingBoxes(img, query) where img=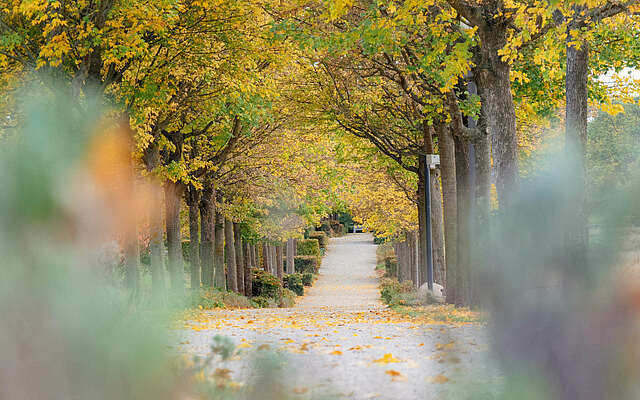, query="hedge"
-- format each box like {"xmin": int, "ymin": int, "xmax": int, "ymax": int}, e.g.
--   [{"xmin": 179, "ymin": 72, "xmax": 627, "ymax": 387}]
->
[
  {"xmin": 301, "ymin": 272, "xmax": 314, "ymax": 286},
  {"xmin": 283, "ymin": 273, "xmax": 304, "ymax": 296},
  {"xmin": 308, "ymin": 231, "xmax": 328, "ymax": 250},
  {"xmin": 297, "ymin": 238, "xmax": 320, "ymax": 256},
  {"xmin": 294, "ymin": 255, "xmax": 319, "ymax": 274},
  {"xmin": 251, "ymin": 268, "xmax": 282, "ymax": 298},
  {"xmin": 385, "ymin": 256, "xmax": 398, "ymax": 278}
]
